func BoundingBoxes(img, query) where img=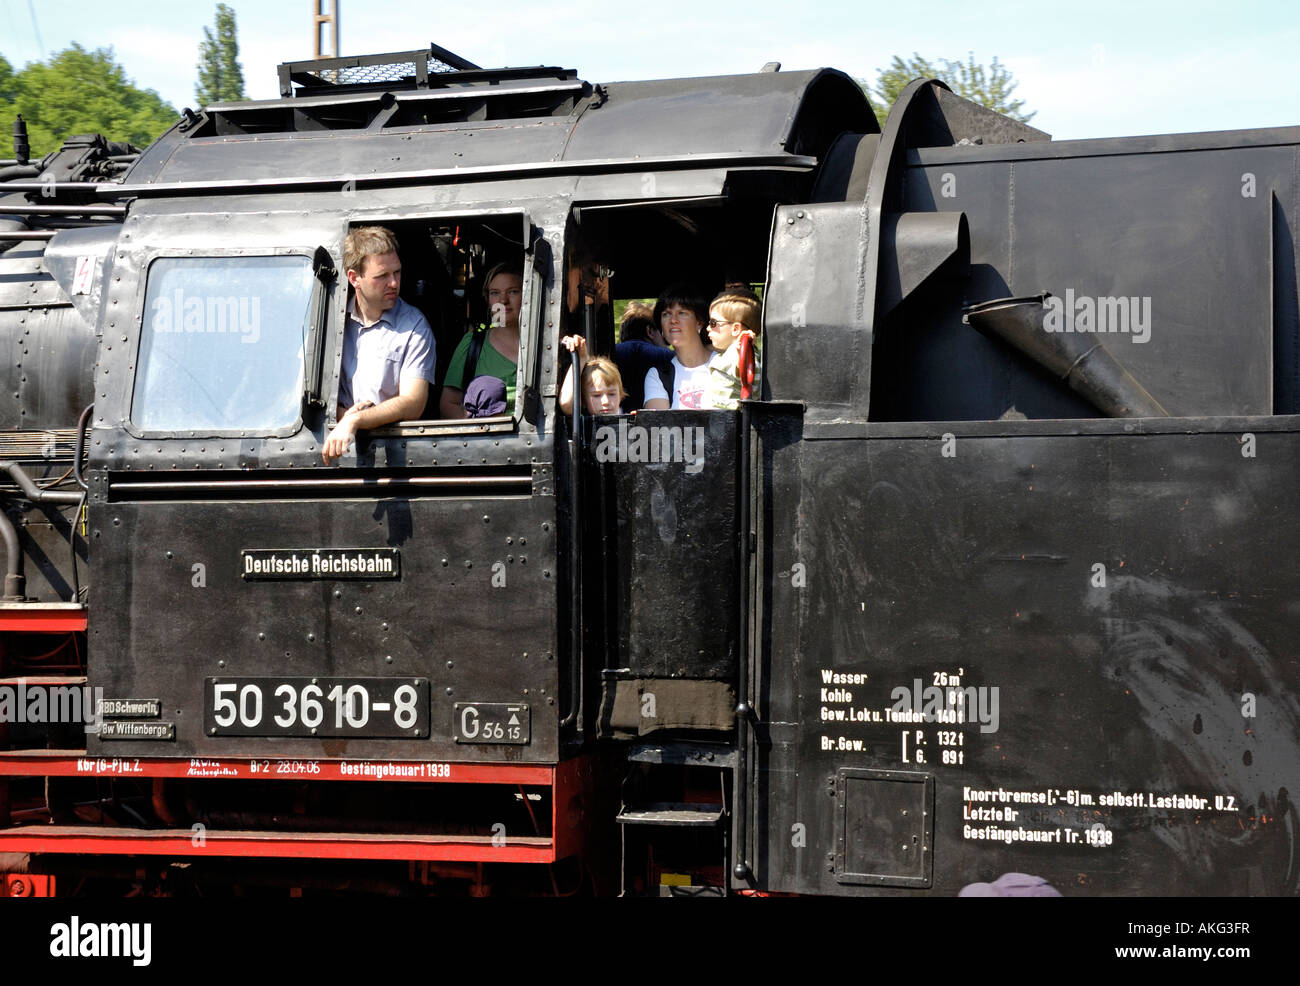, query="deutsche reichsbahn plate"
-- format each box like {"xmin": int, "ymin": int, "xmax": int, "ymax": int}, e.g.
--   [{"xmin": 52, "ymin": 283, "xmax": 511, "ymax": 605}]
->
[{"xmin": 204, "ymin": 677, "xmax": 429, "ymax": 737}]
